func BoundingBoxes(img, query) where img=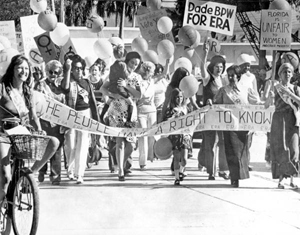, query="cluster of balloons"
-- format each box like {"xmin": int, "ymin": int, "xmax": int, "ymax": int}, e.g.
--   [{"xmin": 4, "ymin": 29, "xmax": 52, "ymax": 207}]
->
[
  {"xmin": 32, "ymin": 0, "xmax": 70, "ymax": 47},
  {"xmin": 0, "ymin": 36, "xmax": 20, "ymax": 76},
  {"xmin": 130, "ymin": 13, "xmax": 175, "ymax": 65}
]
